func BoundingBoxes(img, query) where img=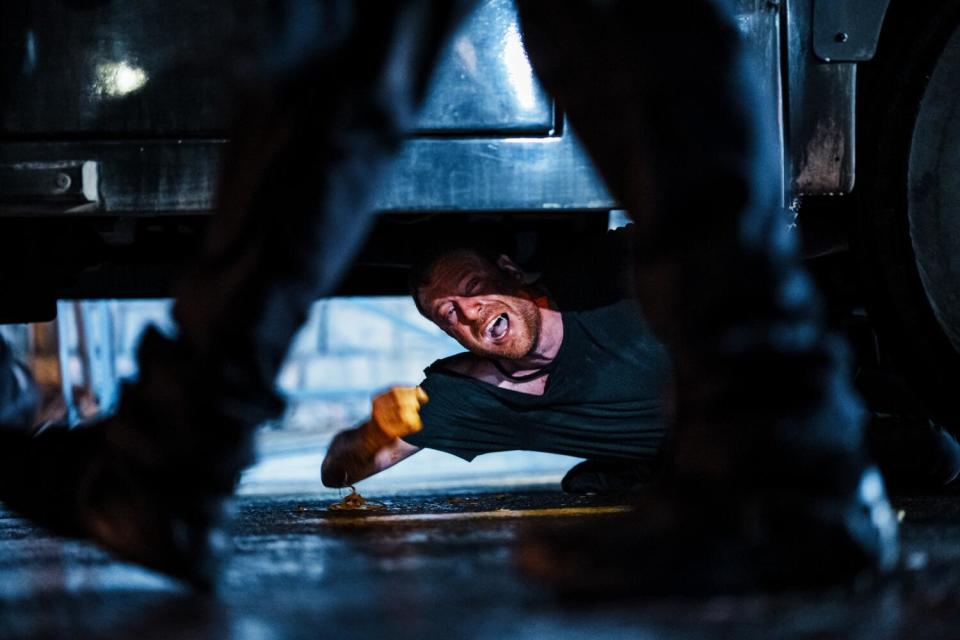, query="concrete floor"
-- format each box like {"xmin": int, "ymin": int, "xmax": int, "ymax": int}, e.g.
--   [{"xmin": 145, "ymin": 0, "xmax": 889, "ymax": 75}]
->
[{"xmin": 2, "ymin": 488, "xmax": 960, "ymax": 640}]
